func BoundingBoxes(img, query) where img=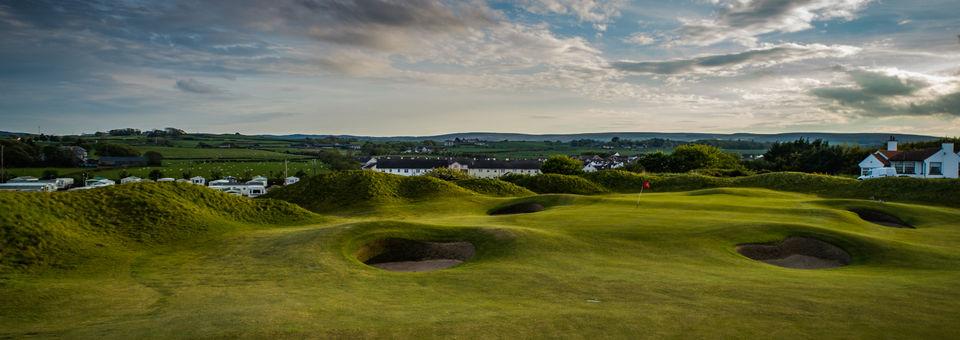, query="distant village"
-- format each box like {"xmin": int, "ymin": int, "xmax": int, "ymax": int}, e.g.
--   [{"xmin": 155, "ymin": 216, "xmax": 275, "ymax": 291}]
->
[{"xmin": 2, "ymin": 135, "xmax": 959, "ymax": 196}]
